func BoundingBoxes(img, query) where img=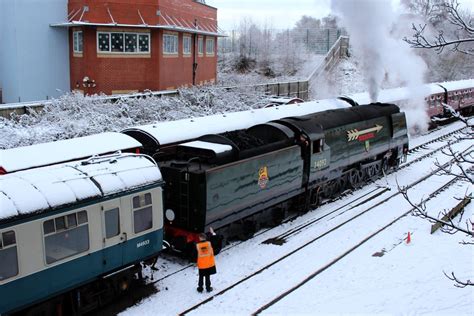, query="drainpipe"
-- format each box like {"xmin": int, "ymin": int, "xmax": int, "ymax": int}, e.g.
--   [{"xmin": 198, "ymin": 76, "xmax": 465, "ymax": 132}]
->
[{"xmin": 192, "ymin": 19, "xmax": 198, "ymax": 85}]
